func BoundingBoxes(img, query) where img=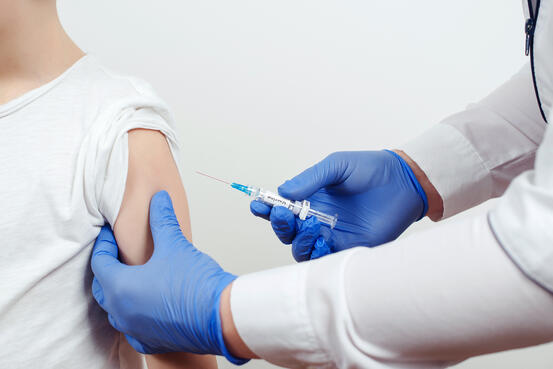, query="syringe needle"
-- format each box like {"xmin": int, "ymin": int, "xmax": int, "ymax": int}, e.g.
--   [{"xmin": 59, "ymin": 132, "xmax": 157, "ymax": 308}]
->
[{"xmin": 195, "ymin": 171, "xmax": 231, "ymax": 185}]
